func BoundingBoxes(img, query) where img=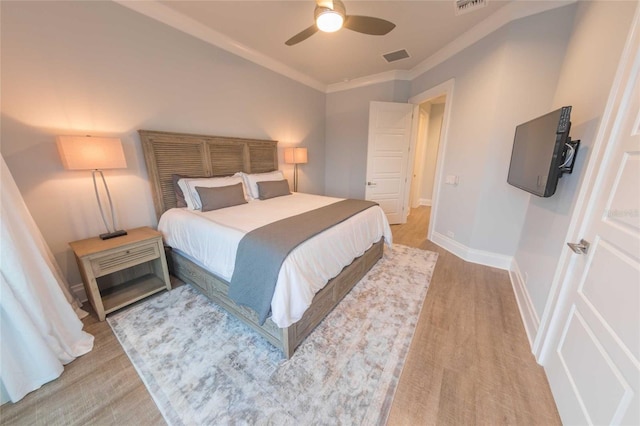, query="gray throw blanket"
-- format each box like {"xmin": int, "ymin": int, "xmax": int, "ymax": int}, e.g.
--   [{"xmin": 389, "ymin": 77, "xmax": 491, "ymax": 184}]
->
[{"xmin": 228, "ymin": 199, "xmax": 378, "ymax": 325}]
